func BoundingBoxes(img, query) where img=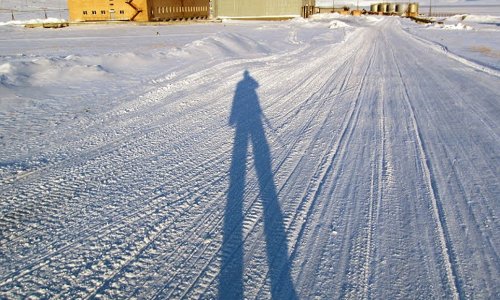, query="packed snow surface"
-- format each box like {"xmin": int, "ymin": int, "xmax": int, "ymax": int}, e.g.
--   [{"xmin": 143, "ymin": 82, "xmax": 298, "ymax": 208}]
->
[{"xmin": 1, "ymin": 13, "xmax": 499, "ymax": 299}]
